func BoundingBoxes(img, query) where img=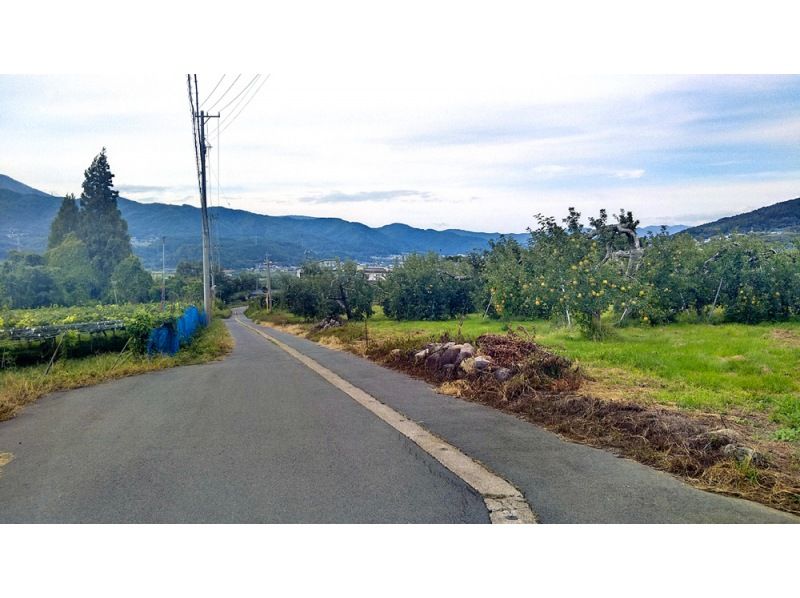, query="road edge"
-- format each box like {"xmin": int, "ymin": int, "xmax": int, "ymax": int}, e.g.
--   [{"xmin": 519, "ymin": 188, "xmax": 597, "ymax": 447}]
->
[{"xmin": 235, "ymin": 315, "xmax": 537, "ymax": 524}]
